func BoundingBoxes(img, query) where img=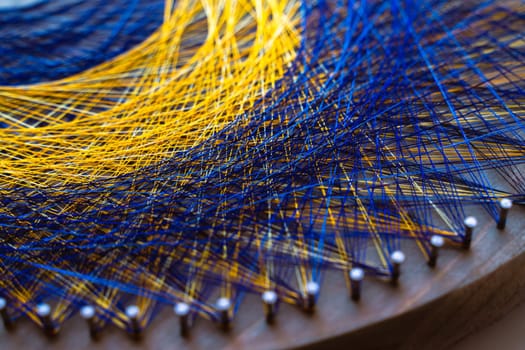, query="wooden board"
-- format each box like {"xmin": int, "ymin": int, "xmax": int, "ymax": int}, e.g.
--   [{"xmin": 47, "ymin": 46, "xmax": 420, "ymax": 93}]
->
[{"xmin": 0, "ymin": 201, "xmax": 523, "ymax": 350}]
